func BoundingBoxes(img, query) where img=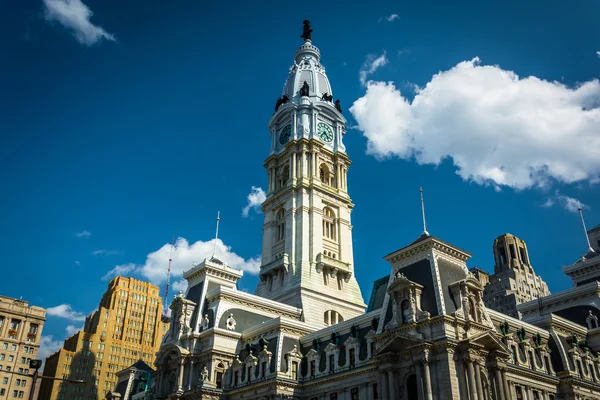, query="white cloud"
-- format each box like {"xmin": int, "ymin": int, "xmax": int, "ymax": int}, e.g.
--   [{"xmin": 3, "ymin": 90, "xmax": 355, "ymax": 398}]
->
[
  {"xmin": 359, "ymin": 52, "xmax": 389, "ymax": 86},
  {"xmin": 350, "ymin": 58, "xmax": 600, "ymax": 190},
  {"xmin": 597, "ymin": 51, "xmax": 600, "ymax": 59},
  {"xmin": 379, "ymin": 14, "xmax": 400, "ymax": 23},
  {"xmin": 39, "ymin": 336, "xmax": 63, "ymax": 371},
  {"xmin": 541, "ymin": 191, "xmax": 587, "ymax": 212},
  {"xmin": 92, "ymin": 249, "xmax": 123, "ymax": 256},
  {"xmin": 242, "ymin": 186, "xmax": 266, "ymax": 218},
  {"xmin": 74, "ymin": 260, "xmax": 81, "ymax": 265},
  {"xmin": 46, "ymin": 304, "xmax": 87, "ymax": 321},
  {"xmin": 103, "ymin": 237, "xmax": 261, "ymax": 284},
  {"xmin": 65, "ymin": 324, "xmax": 81, "ymax": 337},
  {"xmin": 74, "ymin": 230, "xmax": 91, "ymax": 238},
  {"xmin": 171, "ymin": 279, "xmax": 188, "ymax": 294},
  {"xmin": 102, "ymin": 263, "xmax": 136, "ymax": 280},
  {"xmin": 43, "ymin": 0, "xmax": 115, "ymax": 45}
]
